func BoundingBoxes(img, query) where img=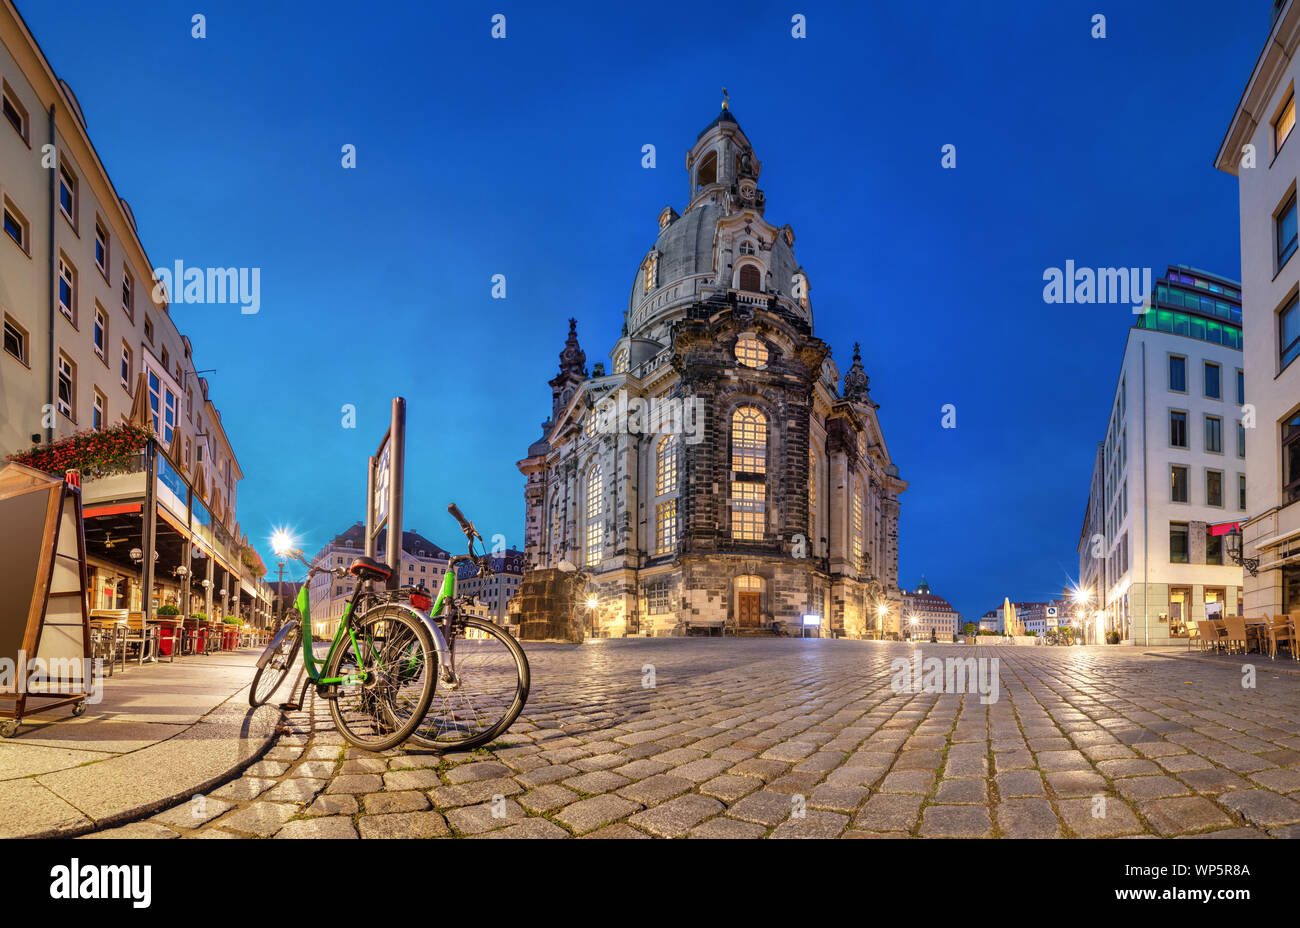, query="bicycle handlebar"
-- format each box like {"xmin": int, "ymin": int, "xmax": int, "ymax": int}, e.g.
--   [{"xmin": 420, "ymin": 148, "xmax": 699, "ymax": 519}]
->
[{"xmin": 447, "ymin": 503, "xmax": 494, "ymax": 576}]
